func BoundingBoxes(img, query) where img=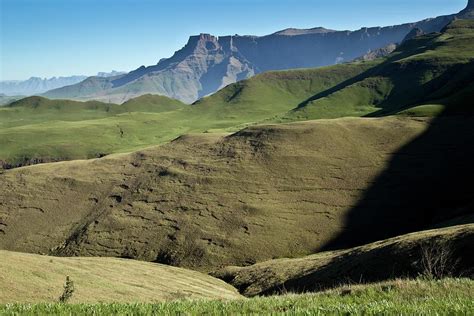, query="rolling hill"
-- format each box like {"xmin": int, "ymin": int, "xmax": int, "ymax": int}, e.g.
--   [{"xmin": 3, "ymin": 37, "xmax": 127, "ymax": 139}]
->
[
  {"xmin": 0, "ymin": 95, "xmax": 187, "ymax": 169},
  {"xmin": 42, "ymin": 2, "xmax": 473, "ymax": 103},
  {"xmin": 0, "ymin": 250, "xmax": 241, "ymax": 303},
  {"xmin": 0, "ymin": 63, "xmax": 371, "ymax": 169},
  {"xmin": 2, "ymin": 2, "xmax": 474, "ymax": 313},
  {"xmin": 1, "ymin": 114, "xmax": 473, "ymax": 271}
]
